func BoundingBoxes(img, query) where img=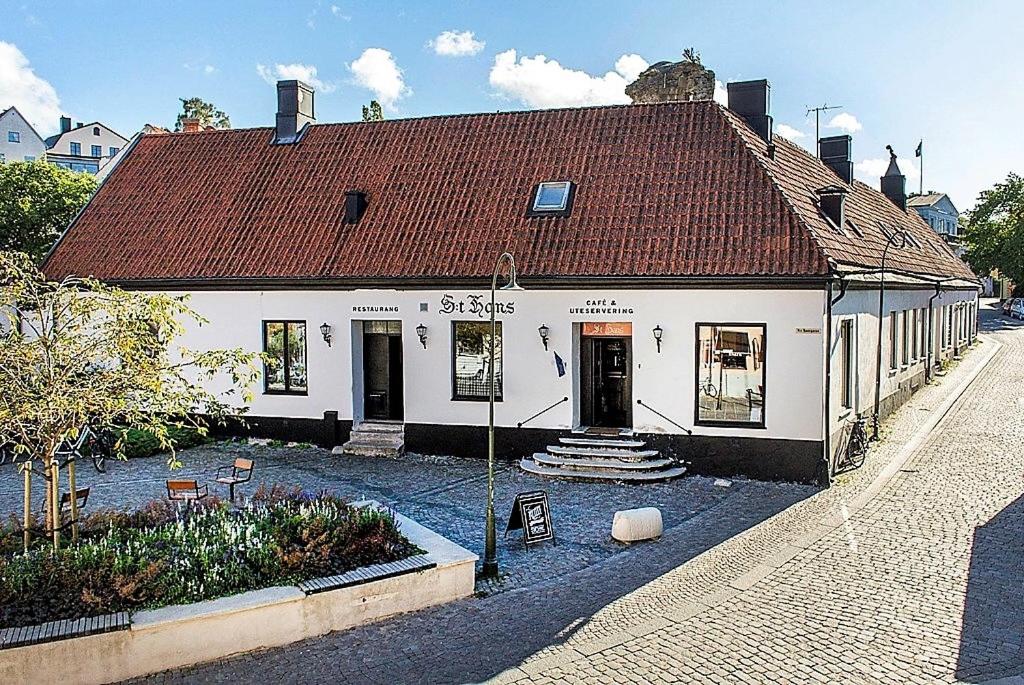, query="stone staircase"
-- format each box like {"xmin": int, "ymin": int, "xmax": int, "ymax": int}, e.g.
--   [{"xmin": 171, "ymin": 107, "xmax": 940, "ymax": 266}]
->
[
  {"xmin": 334, "ymin": 421, "xmax": 405, "ymax": 458},
  {"xmin": 519, "ymin": 432, "xmax": 686, "ymax": 483}
]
